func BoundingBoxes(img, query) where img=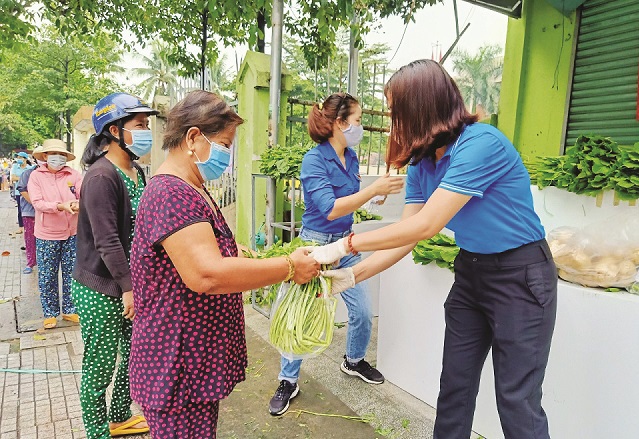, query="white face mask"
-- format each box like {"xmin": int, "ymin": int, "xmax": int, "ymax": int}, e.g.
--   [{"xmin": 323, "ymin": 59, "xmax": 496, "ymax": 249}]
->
[
  {"xmin": 341, "ymin": 124, "xmax": 365, "ymax": 147},
  {"xmin": 47, "ymin": 154, "xmax": 67, "ymax": 170}
]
